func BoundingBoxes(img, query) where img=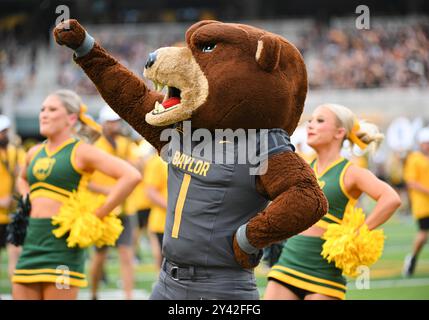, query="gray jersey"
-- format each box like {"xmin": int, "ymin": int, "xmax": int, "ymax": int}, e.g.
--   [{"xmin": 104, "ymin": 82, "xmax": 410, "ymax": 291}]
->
[{"xmin": 161, "ymin": 126, "xmax": 294, "ymax": 268}]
